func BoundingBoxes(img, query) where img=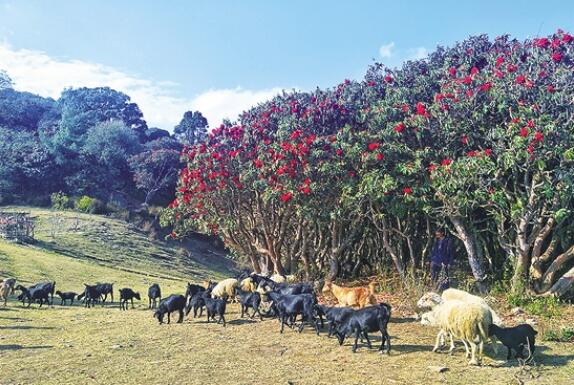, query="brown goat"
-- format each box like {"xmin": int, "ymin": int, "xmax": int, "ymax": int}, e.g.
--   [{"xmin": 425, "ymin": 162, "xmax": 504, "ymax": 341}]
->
[{"xmin": 322, "ymin": 281, "xmax": 377, "ymax": 309}]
